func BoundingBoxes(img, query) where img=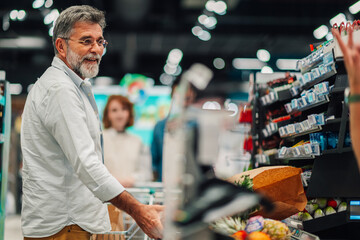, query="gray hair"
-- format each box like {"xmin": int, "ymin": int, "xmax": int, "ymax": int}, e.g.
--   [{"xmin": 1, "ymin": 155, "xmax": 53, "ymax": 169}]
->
[{"xmin": 52, "ymin": 5, "xmax": 106, "ymax": 54}]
